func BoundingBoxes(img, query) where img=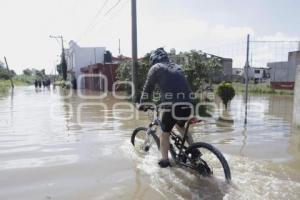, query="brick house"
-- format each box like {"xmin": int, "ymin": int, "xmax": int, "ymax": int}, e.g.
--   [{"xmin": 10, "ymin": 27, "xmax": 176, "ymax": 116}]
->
[{"xmin": 80, "ymin": 63, "xmax": 118, "ymax": 91}]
